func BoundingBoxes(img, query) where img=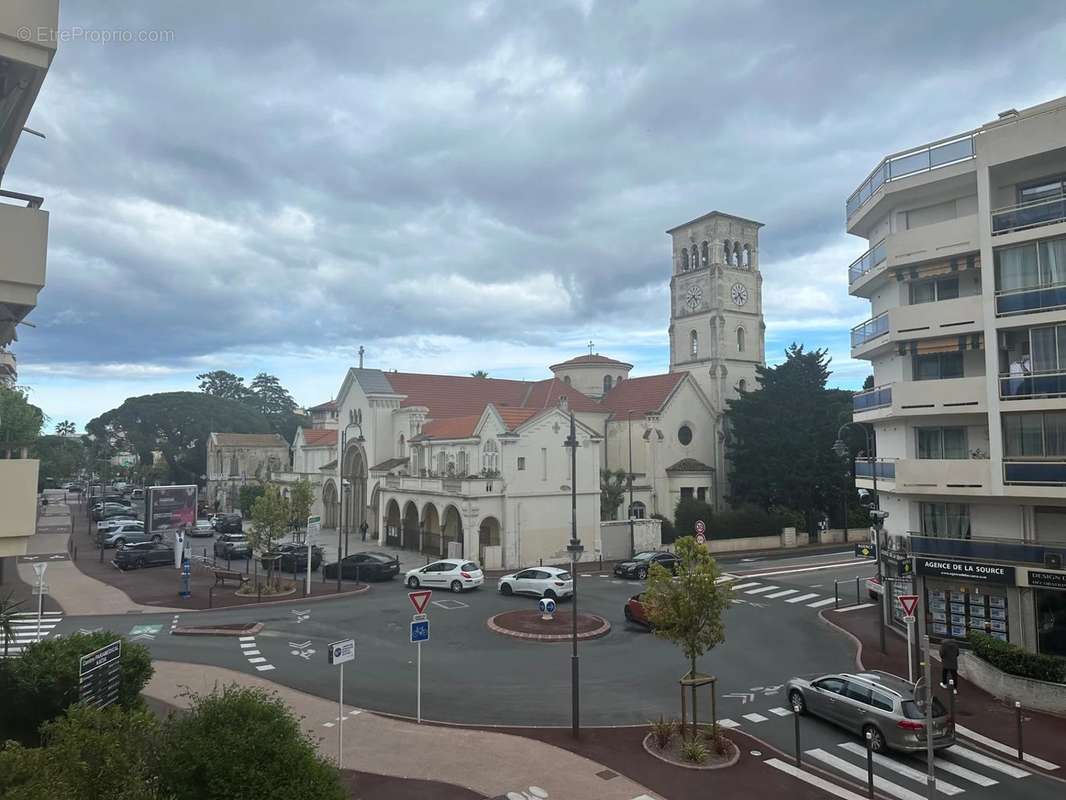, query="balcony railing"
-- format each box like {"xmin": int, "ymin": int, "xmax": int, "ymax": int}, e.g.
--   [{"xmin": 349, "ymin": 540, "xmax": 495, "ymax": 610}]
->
[
  {"xmin": 848, "ymin": 239, "xmax": 887, "ymax": 284},
  {"xmin": 992, "ymin": 195, "xmax": 1066, "ymax": 236},
  {"xmin": 995, "ymin": 281, "xmax": 1066, "ymax": 316},
  {"xmin": 853, "ymin": 384, "xmax": 892, "ymax": 412},
  {"xmin": 999, "ymin": 369, "xmax": 1066, "ymax": 400},
  {"xmin": 846, "ymin": 133, "xmax": 977, "ymax": 220},
  {"xmin": 854, "ymin": 458, "xmax": 895, "ymax": 480},
  {"xmin": 1003, "ymin": 461, "xmax": 1066, "ymax": 485},
  {"xmin": 908, "ymin": 532, "xmax": 1066, "ymax": 566},
  {"xmin": 851, "ymin": 312, "xmax": 889, "ymax": 348}
]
